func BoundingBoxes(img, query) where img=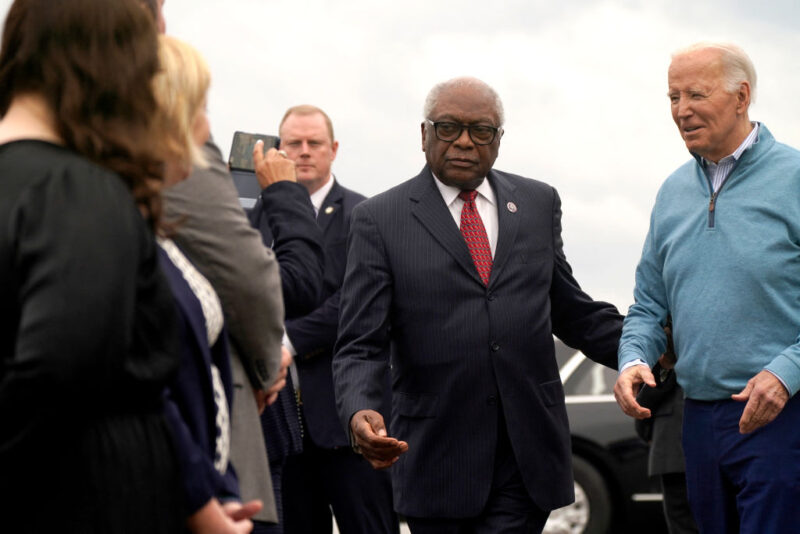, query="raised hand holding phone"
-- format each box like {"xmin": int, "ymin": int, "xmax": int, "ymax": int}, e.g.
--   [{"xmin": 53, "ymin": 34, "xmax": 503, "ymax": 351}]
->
[{"xmin": 253, "ymin": 140, "xmax": 296, "ymax": 189}]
